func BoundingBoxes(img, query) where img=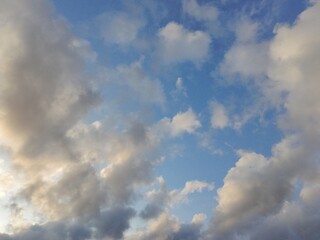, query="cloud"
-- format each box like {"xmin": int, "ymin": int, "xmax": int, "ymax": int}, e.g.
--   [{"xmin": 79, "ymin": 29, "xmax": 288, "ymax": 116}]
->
[
  {"xmin": 207, "ymin": 2, "xmax": 320, "ymax": 239},
  {"xmin": 127, "ymin": 210, "xmax": 206, "ymax": 240},
  {"xmin": 176, "ymin": 77, "xmax": 188, "ymax": 96},
  {"xmin": 110, "ymin": 60, "xmax": 166, "ymax": 107},
  {"xmin": 0, "ymin": 206, "xmax": 135, "ymax": 240},
  {"xmin": 169, "ymin": 108, "xmax": 202, "ymax": 136},
  {"xmin": 21, "ymin": 163, "xmax": 104, "ymax": 220},
  {"xmin": 210, "ymin": 101, "xmax": 229, "ymax": 129},
  {"xmin": 220, "ymin": 18, "xmax": 269, "ymax": 79},
  {"xmin": 94, "ymin": 207, "xmax": 136, "ymax": 239},
  {"xmin": 207, "ymin": 147, "xmax": 297, "ymax": 239},
  {"xmin": 0, "ymin": 0, "xmax": 163, "ymax": 238},
  {"xmin": 180, "ymin": 180, "xmax": 214, "ymax": 196},
  {"xmin": 153, "ymin": 108, "xmax": 201, "ymax": 138},
  {"xmin": 0, "ymin": 0, "xmax": 99, "ymax": 169},
  {"xmin": 97, "ymin": 12, "xmax": 145, "ymax": 46},
  {"xmin": 182, "ymin": 0, "xmax": 219, "ymax": 33},
  {"xmin": 0, "ymin": 221, "xmax": 91, "ymax": 240},
  {"xmin": 157, "ymin": 22, "xmax": 211, "ymax": 65},
  {"xmin": 0, "ymin": 1, "xmax": 104, "ymax": 229},
  {"xmin": 140, "ymin": 177, "xmax": 213, "ymax": 220}
]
